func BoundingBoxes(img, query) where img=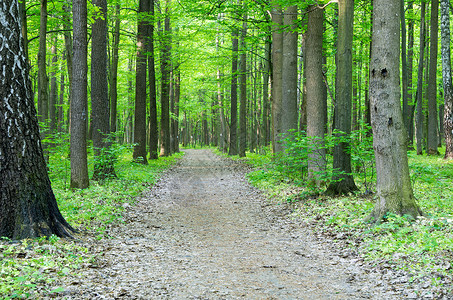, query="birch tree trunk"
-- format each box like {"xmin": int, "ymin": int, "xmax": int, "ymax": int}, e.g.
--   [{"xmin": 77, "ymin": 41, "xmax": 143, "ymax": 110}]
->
[{"xmin": 440, "ymin": 0, "xmax": 453, "ymax": 159}]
